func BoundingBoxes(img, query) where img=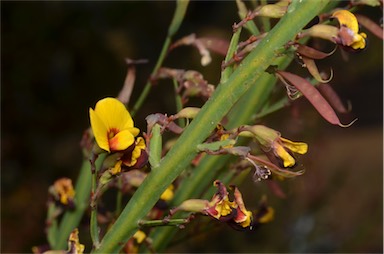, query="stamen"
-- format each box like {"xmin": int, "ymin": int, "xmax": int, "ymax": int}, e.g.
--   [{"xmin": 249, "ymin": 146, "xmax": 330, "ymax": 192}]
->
[{"xmin": 245, "ymin": 157, "xmax": 271, "ymax": 182}]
